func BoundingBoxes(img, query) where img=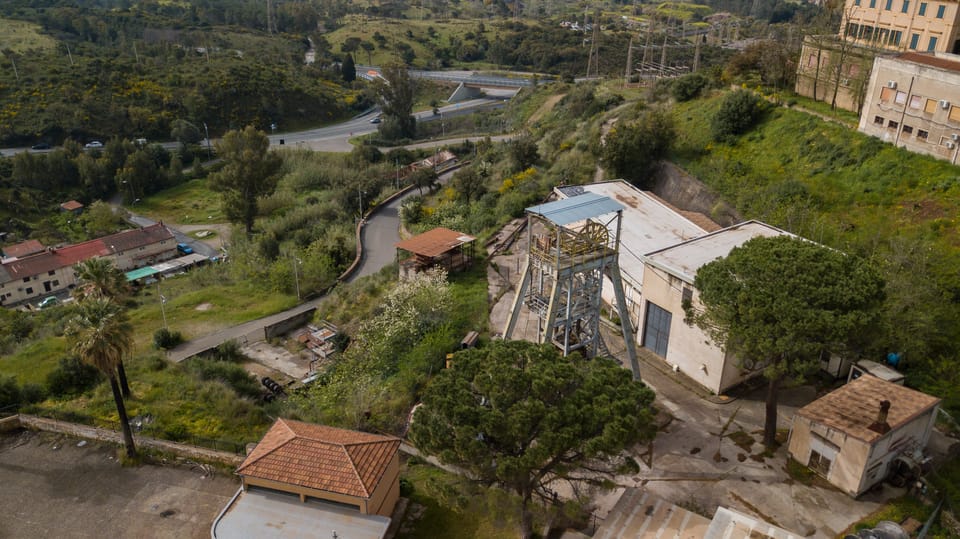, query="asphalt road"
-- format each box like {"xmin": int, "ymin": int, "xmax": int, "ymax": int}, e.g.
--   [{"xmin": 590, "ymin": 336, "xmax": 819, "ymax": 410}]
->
[{"xmin": 0, "ymin": 97, "xmax": 511, "ymax": 157}]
